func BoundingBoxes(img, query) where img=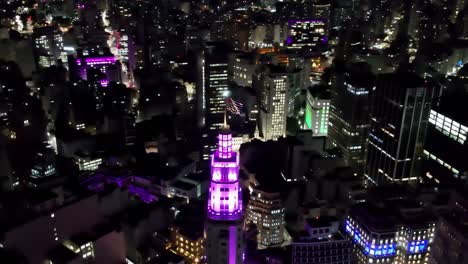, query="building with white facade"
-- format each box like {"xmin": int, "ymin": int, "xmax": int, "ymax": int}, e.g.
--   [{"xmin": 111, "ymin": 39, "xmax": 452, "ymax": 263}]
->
[{"xmin": 245, "ymin": 186, "xmax": 286, "ymax": 249}]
